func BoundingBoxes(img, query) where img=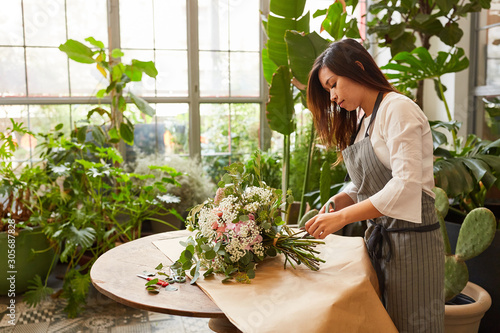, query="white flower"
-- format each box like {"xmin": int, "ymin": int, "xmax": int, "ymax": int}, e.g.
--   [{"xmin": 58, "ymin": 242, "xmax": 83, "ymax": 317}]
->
[
  {"xmin": 244, "ymin": 202, "xmax": 260, "ymax": 213},
  {"xmin": 87, "ymin": 167, "xmax": 101, "ymax": 177},
  {"xmin": 242, "ymin": 186, "xmax": 273, "ymax": 205},
  {"xmin": 156, "ymin": 194, "xmax": 181, "ymax": 203},
  {"xmin": 52, "ymin": 165, "xmax": 69, "ymax": 174}
]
